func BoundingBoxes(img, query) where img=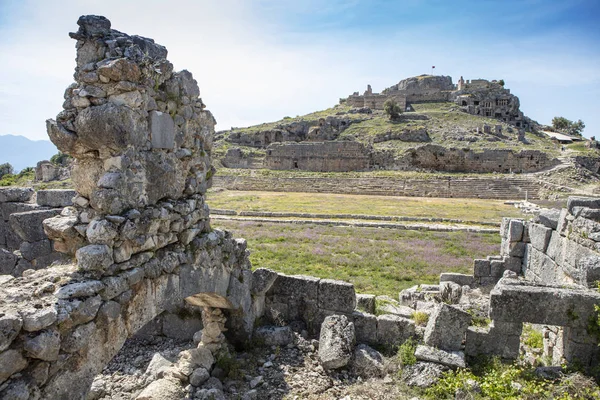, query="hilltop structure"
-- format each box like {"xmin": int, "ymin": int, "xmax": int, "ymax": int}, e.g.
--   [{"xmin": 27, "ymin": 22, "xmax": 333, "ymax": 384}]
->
[{"xmin": 344, "ymin": 75, "xmax": 530, "ymax": 129}]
